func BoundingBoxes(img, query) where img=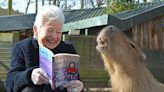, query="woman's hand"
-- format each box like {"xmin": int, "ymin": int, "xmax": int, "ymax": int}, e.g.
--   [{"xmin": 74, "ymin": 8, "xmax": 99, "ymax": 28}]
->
[
  {"xmin": 64, "ymin": 80, "xmax": 84, "ymax": 92},
  {"xmin": 31, "ymin": 68, "xmax": 49, "ymax": 85}
]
